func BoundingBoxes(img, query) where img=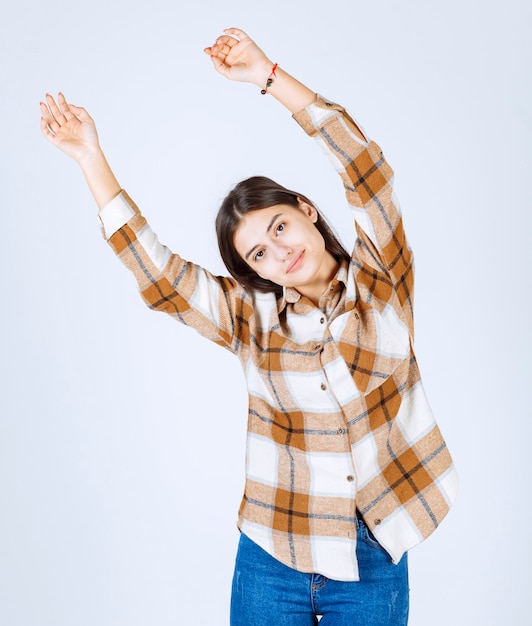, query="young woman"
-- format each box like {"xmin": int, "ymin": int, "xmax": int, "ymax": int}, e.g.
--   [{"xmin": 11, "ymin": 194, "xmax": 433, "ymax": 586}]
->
[{"xmin": 40, "ymin": 28, "xmax": 458, "ymax": 626}]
